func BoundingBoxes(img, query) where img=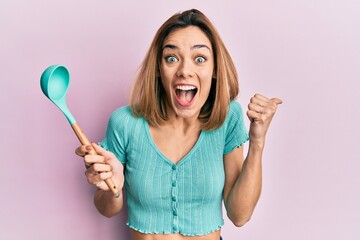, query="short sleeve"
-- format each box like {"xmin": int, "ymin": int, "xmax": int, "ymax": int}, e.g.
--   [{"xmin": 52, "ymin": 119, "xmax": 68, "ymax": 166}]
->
[
  {"xmin": 224, "ymin": 101, "xmax": 249, "ymax": 154},
  {"xmin": 99, "ymin": 107, "xmax": 130, "ymax": 164}
]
